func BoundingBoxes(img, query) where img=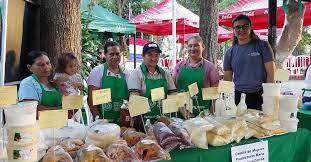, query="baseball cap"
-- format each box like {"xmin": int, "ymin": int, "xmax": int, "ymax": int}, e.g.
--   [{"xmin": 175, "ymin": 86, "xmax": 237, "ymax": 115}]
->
[{"xmin": 142, "ymin": 42, "xmax": 162, "ymax": 54}]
